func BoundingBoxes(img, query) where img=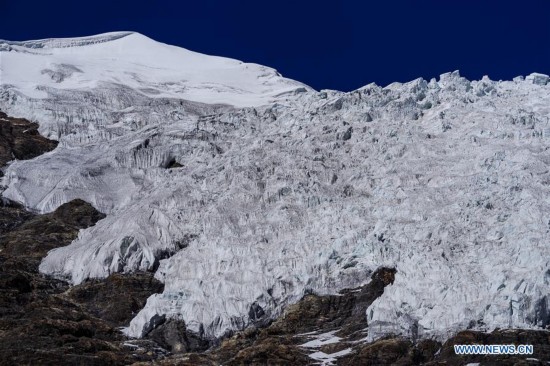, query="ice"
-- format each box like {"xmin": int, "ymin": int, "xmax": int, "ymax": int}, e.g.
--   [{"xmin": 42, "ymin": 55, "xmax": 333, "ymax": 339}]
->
[
  {"xmin": 526, "ymin": 73, "xmax": 549, "ymax": 86},
  {"xmin": 2, "ymin": 33, "xmax": 550, "ymax": 343}
]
